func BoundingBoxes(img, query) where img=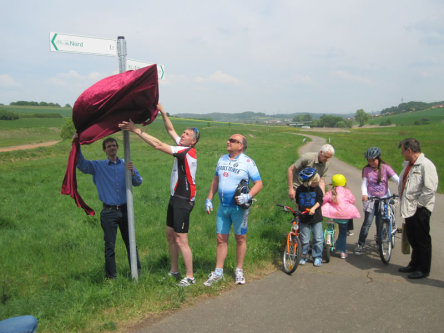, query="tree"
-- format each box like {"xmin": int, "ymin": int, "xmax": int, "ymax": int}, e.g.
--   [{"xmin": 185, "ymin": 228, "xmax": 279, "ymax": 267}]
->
[
  {"xmin": 355, "ymin": 109, "xmax": 369, "ymax": 127},
  {"xmin": 60, "ymin": 118, "xmax": 76, "ymax": 140}
]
